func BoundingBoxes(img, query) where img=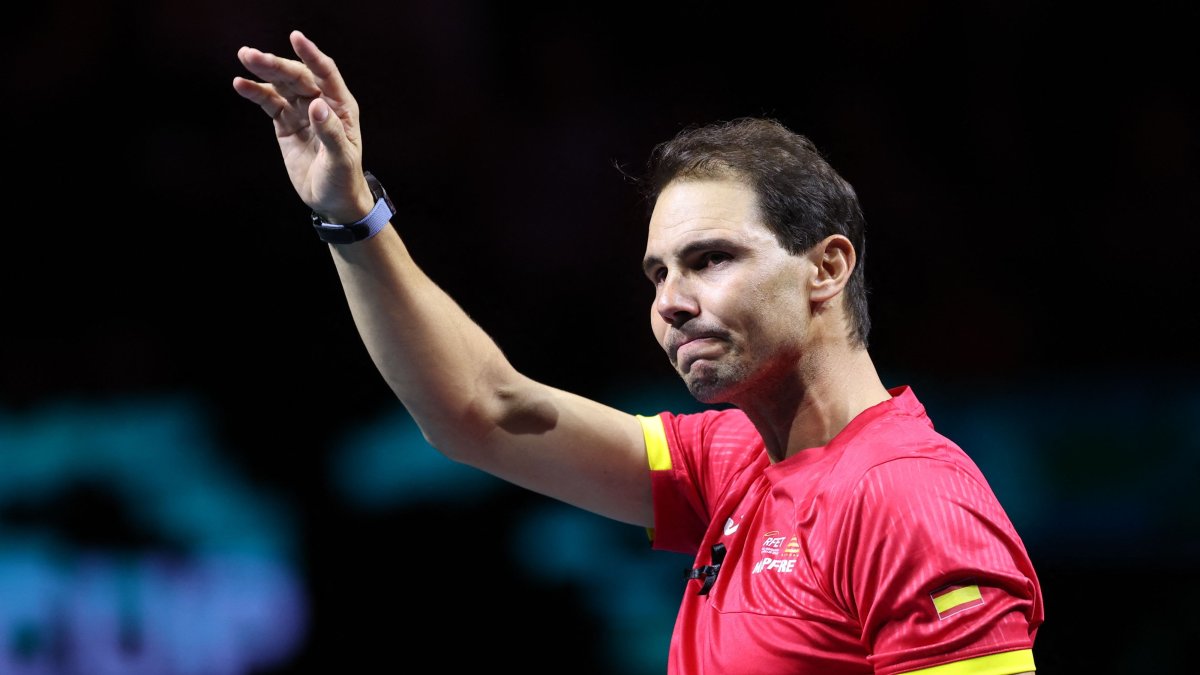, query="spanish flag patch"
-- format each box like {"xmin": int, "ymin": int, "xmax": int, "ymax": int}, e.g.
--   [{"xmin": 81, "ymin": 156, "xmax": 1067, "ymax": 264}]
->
[{"xmin": 930, "ymin": 582, "xmax": 984, "ymax": 620}]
